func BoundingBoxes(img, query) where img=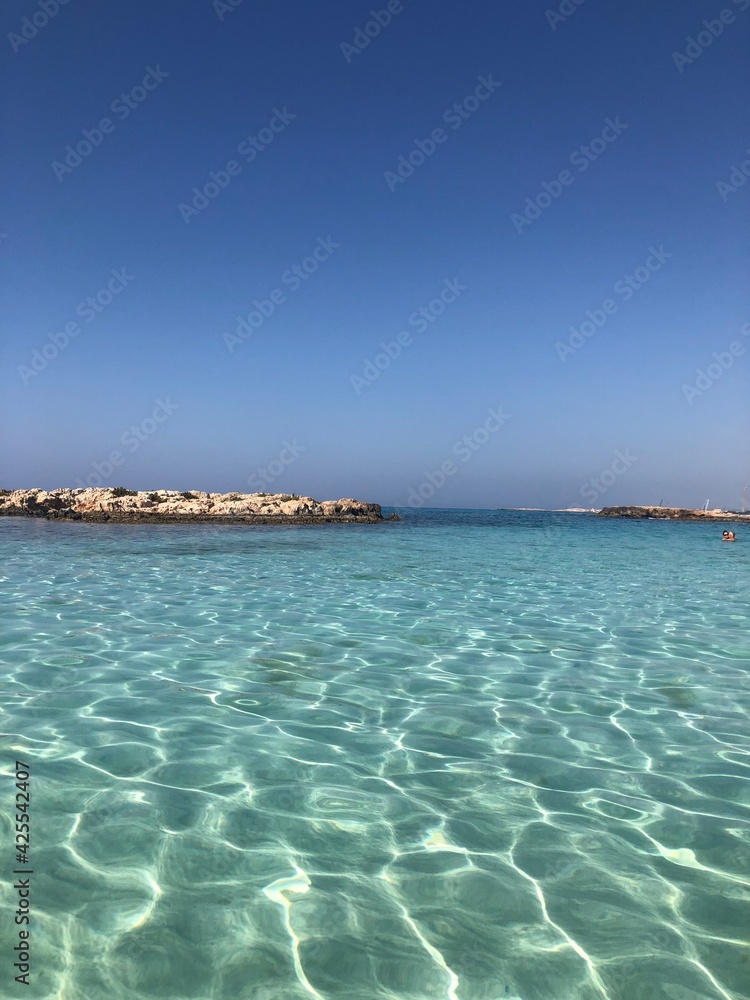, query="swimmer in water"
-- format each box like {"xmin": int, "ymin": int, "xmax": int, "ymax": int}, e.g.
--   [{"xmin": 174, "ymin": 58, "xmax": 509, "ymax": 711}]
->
[{"xmin": 722, "ymin": 530, "xmax": 736, "ymax": 542}]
